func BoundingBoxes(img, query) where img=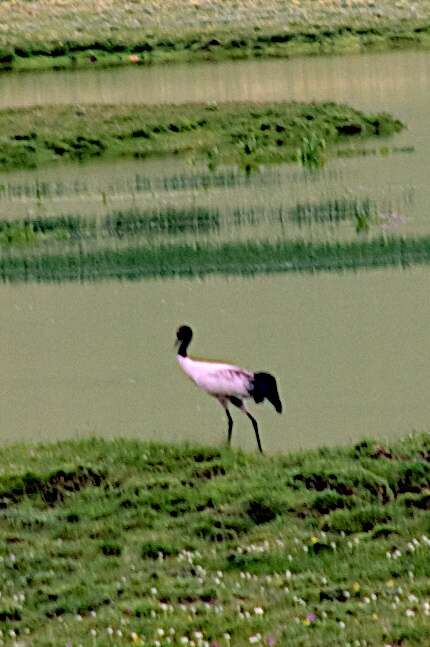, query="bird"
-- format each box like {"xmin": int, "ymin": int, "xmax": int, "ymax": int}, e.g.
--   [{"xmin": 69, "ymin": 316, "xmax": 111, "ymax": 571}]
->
[{"xmin": 175, "ymin": 325, "xmax": 282, "ymax": 454}]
